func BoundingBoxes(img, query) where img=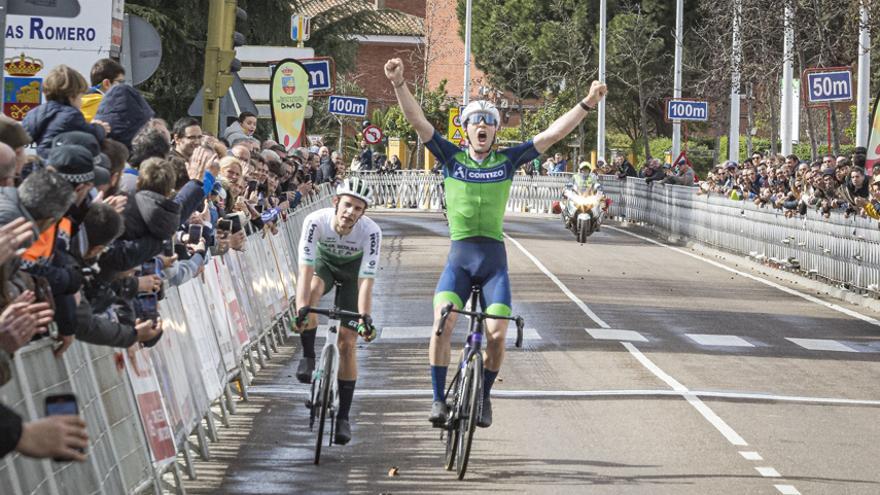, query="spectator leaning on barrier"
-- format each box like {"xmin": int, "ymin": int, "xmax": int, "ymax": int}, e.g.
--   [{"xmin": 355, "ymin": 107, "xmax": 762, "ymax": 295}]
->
[{"xmin": 663, "ymin": 159, "xmax": 695, "ymax": 186}]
